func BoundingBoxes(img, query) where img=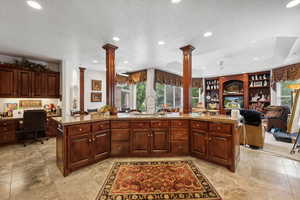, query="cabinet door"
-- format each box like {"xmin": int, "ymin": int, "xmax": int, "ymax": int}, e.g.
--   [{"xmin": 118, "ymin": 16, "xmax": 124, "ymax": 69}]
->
[
  {"xmin": 0, "ymin": 67, "xmax": 16, "ymax": 97},
  {"xmin": 191, "ymin": 130, "xmax": 208, "ymax": 159},
  {"xmin": 208, "ymin": 135, "xmax": 232, "ymax": 165},
  {"xmin": 17, "ymin": 70, "xmax": 32, "ymax": 97},
  {"xmin": 131, "ymin": 129, "xmax": 150, "ymax": 155},
  {"xmin": 46, "ymin": 73, "xmax": 59, "ymax": 98},
  {"xmin": 92, "ymin": 131, "xmax": 110, "ymax": 162},
  {"xmin": 68, "ymin": 134, "xmax": 92, "ymax": 170},
  {"xmin": 32, "ymin": 72, "xmax": 46, "ymax": 97},
  {"xmin": 150, "ymin": 128, "xmax": 169, "ymax": 154}
]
